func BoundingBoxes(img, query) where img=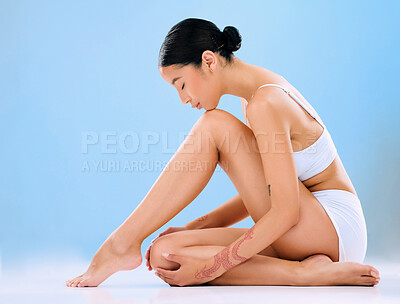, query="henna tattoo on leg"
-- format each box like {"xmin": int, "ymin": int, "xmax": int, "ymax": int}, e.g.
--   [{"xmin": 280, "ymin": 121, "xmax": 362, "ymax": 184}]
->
[{"xmin": 197, "ymin": 214, "xmax": 209, "ymax": 222}]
